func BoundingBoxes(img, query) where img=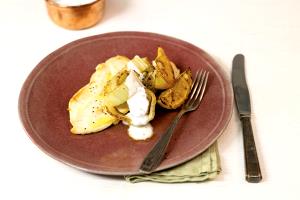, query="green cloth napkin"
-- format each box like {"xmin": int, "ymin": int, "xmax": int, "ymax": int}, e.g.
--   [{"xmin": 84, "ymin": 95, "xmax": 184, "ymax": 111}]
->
[{"xmin": 125, "ymin": 142, "xmax": 221, "ymax": 183}]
